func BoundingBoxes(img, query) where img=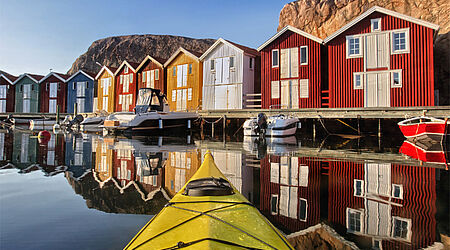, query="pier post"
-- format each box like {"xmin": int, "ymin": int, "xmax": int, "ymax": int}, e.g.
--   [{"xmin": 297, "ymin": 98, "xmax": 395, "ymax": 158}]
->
[
  {"xmin": 74, "ymin": 103, "xmax": 77, "ymax": 116},
  {"xmin": 56, "ymin": 105, "xmax": 60, "ymax": 125},
  {"xmin": 211, "ymin": 121, "xmax": 214, "ymax": 138},
  {"xmin": 378, "ymin": 119, "xmax": 381, "ymax": 138},
  {"xmin": 357, "ymin": 116, "xmax": 361, "ymax": 135},
  {"xmin": 200, "ymin": 119, "xmax": 204, "ymax": 140},
  {"xmin": 223, "ymin": 115, "xmax": 226, "ymax": 142},
  {"xmin": 312, "ymin": 119, "xmax": 316, "ymax": 142}
]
